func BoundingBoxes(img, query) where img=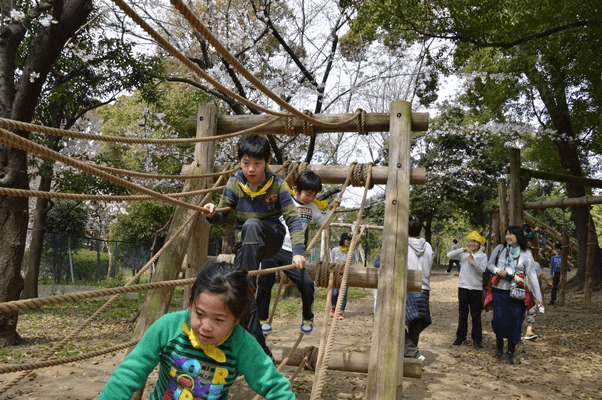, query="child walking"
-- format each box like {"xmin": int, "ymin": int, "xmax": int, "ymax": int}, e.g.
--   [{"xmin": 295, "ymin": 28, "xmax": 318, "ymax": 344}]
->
[
  {"xmin": 98, "ymin": 262, "xmax": 295, "ymax": 400},
  {"xmin": 256, "ymin": 171, "xmax": 334, "ymax": 335},
  {"xmin": 329, "ymin": 232, "xmax": 352, "ymax": 320}
]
